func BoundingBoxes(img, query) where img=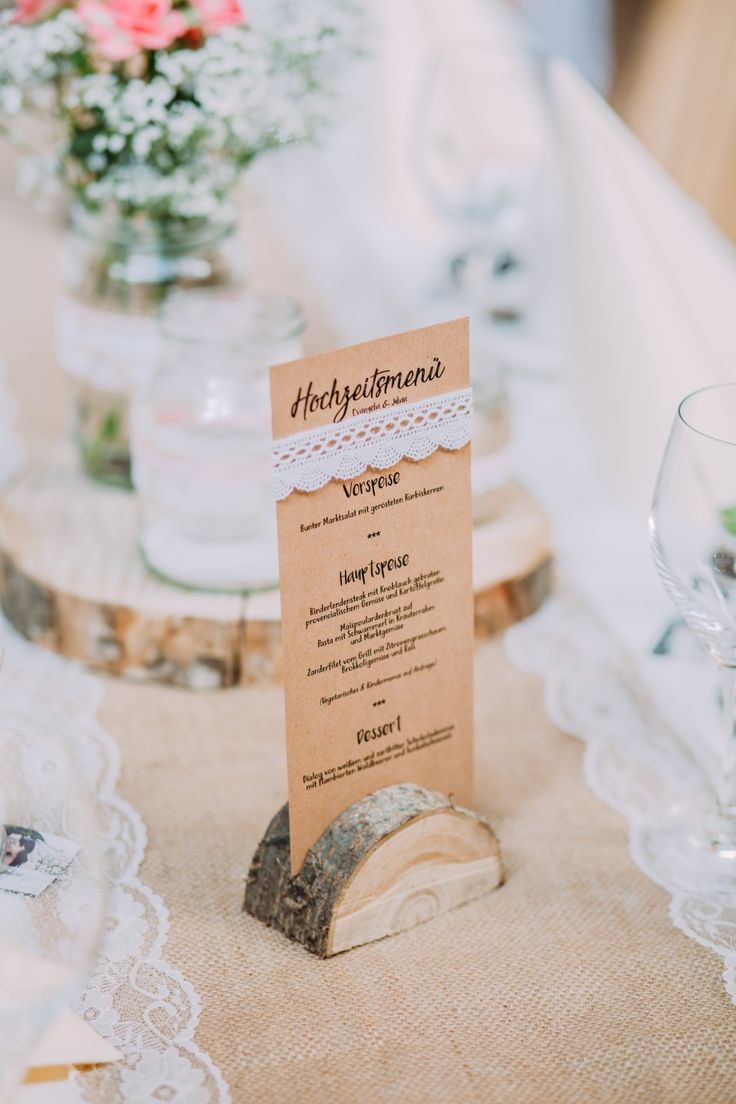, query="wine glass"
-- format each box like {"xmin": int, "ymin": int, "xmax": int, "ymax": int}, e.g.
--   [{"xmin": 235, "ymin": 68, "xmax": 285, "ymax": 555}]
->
[
  {"xmin": 410, "ymin": 41, "xmax": 560, "ymax": 514},
  {"xmin": 0, "ymin": 711, "xmax": 107, "ymax": 1099},
  {"xmin": 411, "ymin": 41, "xmax": 560, "ymax": 358},
  {"xmin": 650, "ymin": 383, "xmax": 736, "ymax": 893}
]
